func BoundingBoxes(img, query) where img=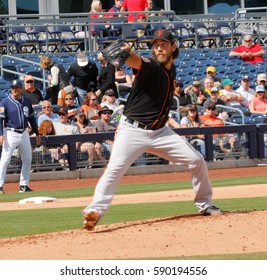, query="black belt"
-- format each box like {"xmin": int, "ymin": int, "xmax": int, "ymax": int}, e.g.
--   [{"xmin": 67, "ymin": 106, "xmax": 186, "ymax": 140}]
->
[
  {"xmin": 6, "ymin": 128, "xmax": 26, "ymax": 134},
  {"xmin": 124, "ymin": 117, "xmax": 152, "ymax": 130}
]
